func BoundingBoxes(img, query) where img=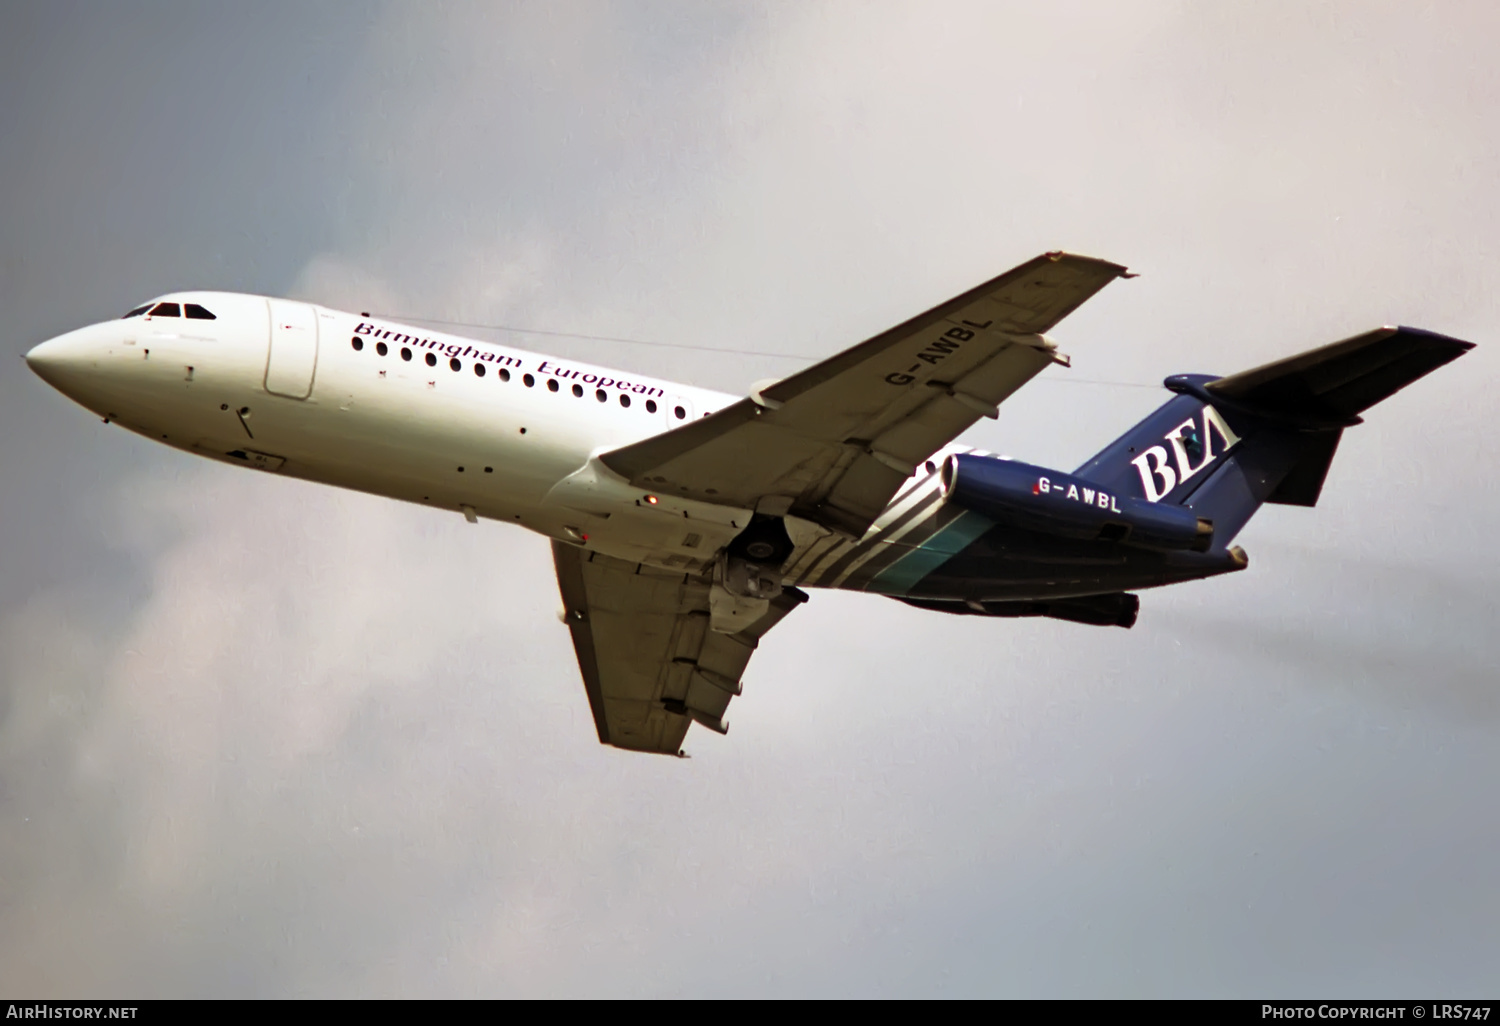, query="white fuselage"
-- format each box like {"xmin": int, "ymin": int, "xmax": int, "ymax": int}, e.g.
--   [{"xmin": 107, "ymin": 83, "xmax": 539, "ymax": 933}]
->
[{"xmin": 25, "ymin": 292, "xmax": 954, "ymax": 585}]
